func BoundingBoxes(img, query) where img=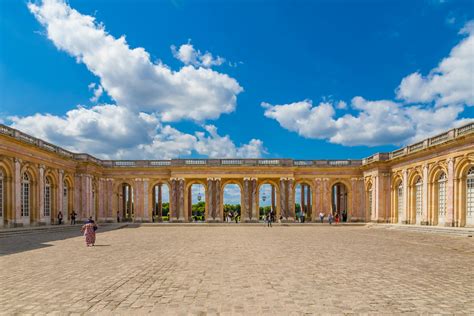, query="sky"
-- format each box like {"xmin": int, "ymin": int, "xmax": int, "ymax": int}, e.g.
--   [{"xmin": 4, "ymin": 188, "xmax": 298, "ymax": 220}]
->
[{"xmin": 1, "ymin": 0, "xmax": 473, "ymax": 162}]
